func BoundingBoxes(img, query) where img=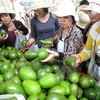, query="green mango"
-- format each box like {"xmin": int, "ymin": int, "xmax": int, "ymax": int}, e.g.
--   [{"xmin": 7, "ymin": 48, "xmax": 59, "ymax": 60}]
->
[
  {"xmin": 4, "ymin": 69, "xmax": 15, "ymax": 81},
  {"xmin": 5, "ymin": 82, "xmax": 27, "ymax": 98},
  {"xmin": 40, "ymin": 39, "xmax": 53, "ymax": 45}
]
